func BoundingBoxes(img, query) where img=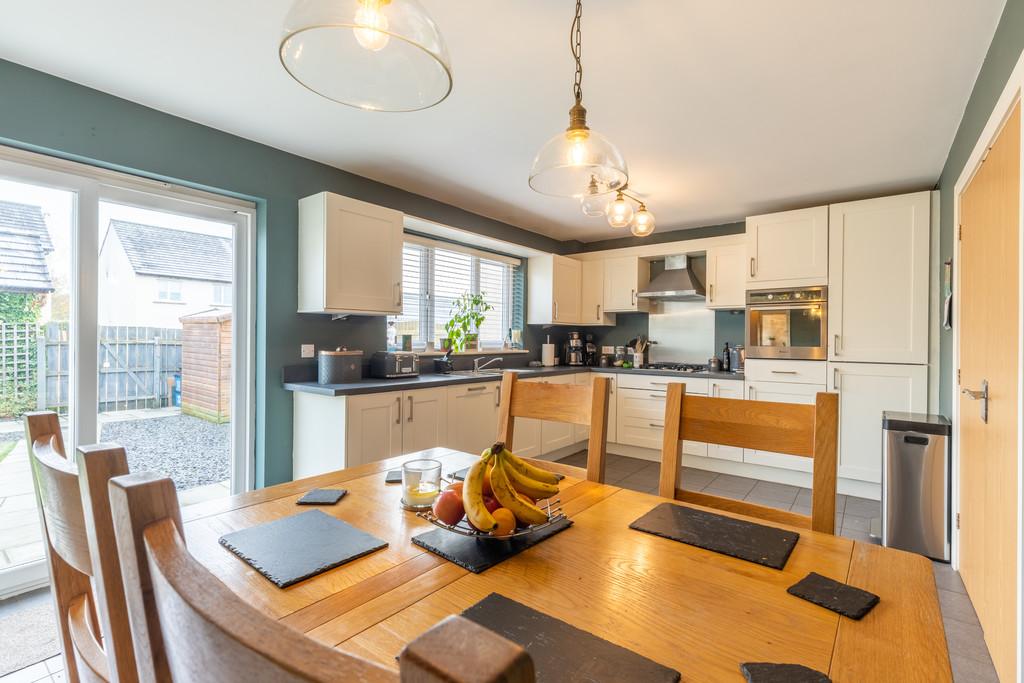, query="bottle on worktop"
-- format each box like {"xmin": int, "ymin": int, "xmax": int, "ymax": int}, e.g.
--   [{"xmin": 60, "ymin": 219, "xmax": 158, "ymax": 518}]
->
[{"xmin": 721, "ymin": 342, "xmax": 731, "ymax": 372}]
